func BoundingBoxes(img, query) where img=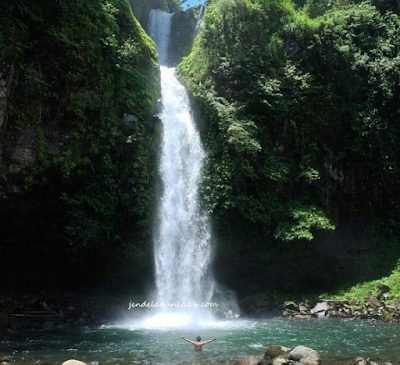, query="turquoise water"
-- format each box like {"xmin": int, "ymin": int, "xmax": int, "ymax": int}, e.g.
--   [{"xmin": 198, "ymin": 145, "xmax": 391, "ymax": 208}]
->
[{"xmin": 1, "ymin": 318, "xmax": 400, "ymax": 365}]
